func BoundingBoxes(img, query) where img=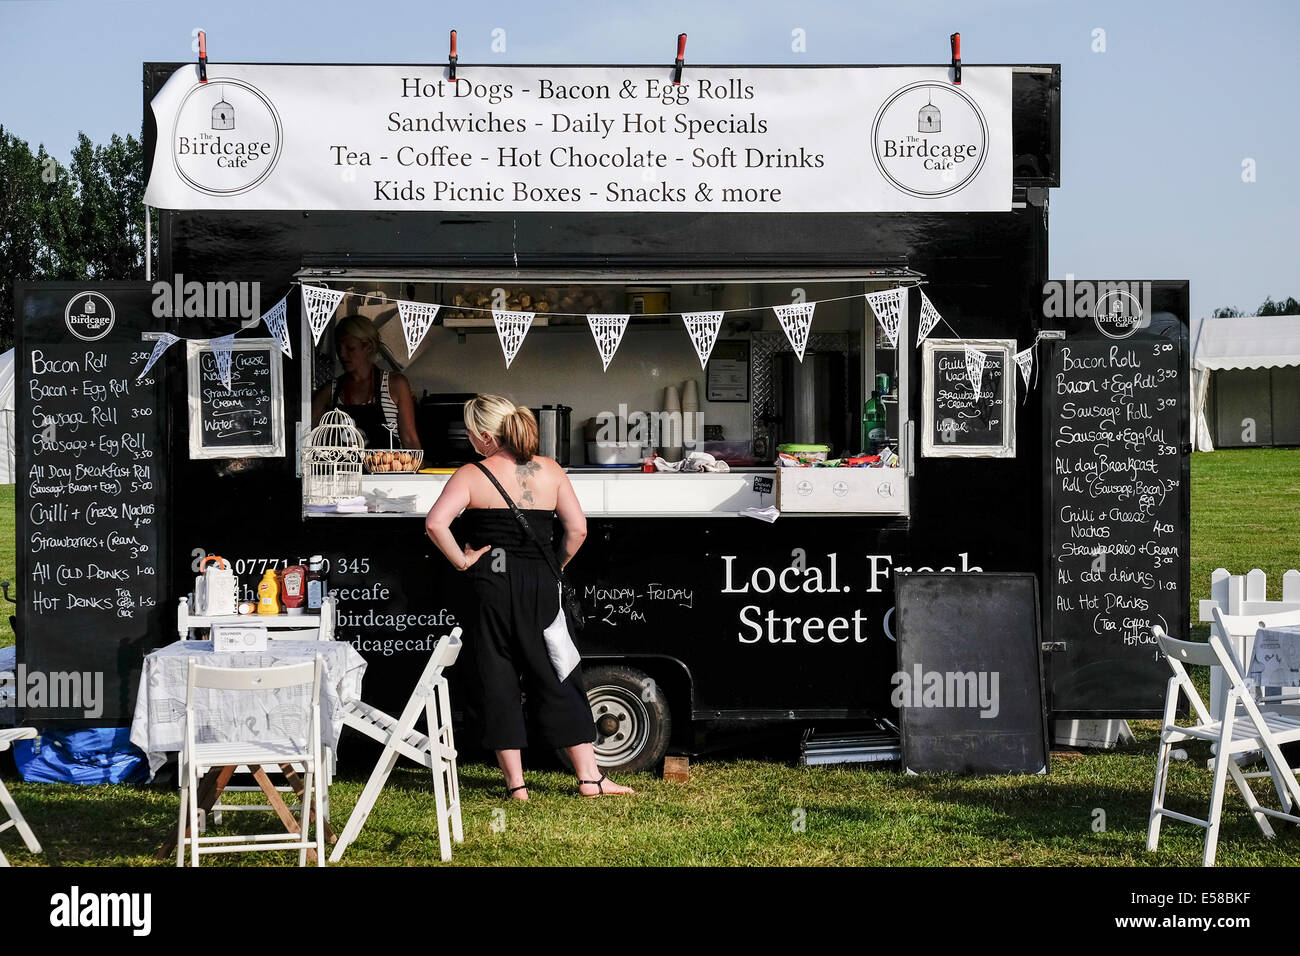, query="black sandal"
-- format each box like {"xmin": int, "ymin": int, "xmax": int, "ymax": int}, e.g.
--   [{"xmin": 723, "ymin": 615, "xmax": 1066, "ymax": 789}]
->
[
  {"xmin": 505, "ymin": 783, "xmax": 529, "ymax": 799},
  {"xmin": 577, "ymin": 774, "xmax": 609, "ymax": 797}
]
